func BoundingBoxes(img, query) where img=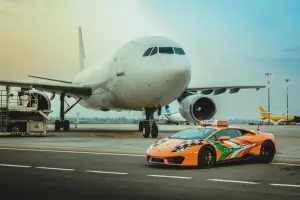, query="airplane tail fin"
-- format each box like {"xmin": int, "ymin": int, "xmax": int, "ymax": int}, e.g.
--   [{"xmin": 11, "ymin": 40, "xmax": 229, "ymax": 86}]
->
[
  {"xmin": 258, "ymin": 106, "xmax": 268, "ymax": 119},
  {"xmin": 165, "ymin": 105, "xmax": 172, "ymax": 115},
  {"xmin": 78, "ymin": 27, "xmax": 86, "ymax": 72}
]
